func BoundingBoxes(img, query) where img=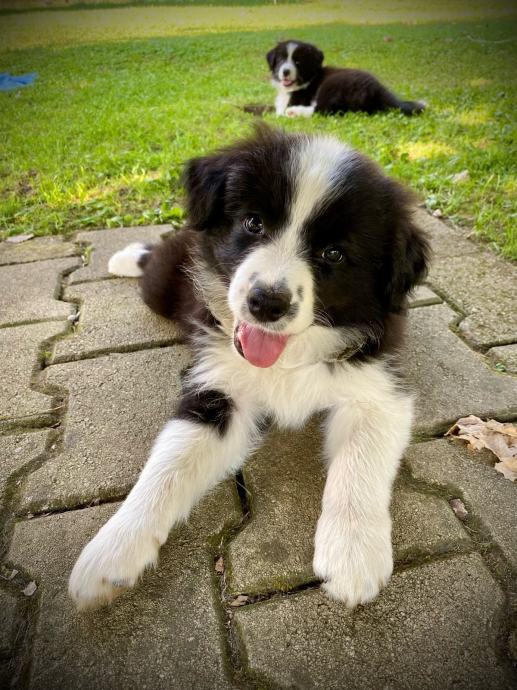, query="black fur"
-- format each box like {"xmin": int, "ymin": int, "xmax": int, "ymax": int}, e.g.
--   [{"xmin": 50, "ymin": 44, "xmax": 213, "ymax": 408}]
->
[
  {"xmin": 268, "ymin": 40, "xmax": 425, "ymax": 116},
  {"xmin": 177, "ymin": 389, "xmax": 234, "ymax": 435}
]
